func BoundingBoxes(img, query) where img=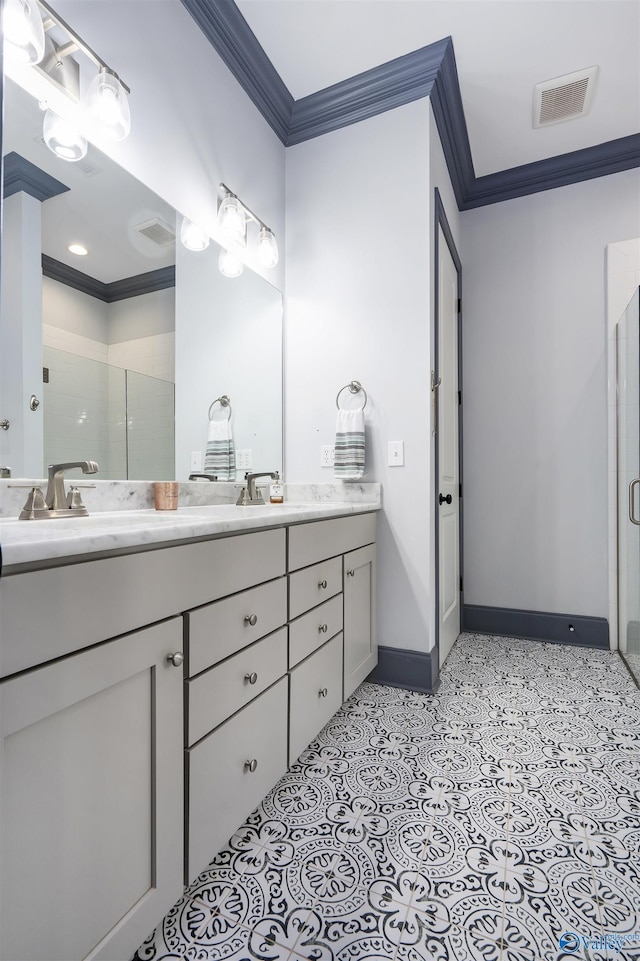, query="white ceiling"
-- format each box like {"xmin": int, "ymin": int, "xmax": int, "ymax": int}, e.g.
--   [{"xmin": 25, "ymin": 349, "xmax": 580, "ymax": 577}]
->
[{"xmin": 236, "ymin": 0, "xmax": 640, "ymax": 177}]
